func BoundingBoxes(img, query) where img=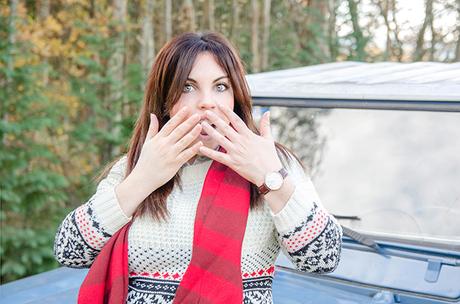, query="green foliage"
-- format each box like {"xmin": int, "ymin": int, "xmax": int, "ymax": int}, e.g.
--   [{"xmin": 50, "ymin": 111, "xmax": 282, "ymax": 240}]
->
[
  {"xmin": 1, "ymin": 227, "xmax": 59, "ymax": 282},
  {"xmin": 0, "ymin": 9, "xmax": 69, "ymax": 284}
]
